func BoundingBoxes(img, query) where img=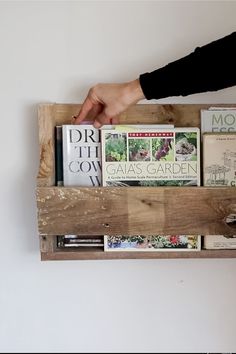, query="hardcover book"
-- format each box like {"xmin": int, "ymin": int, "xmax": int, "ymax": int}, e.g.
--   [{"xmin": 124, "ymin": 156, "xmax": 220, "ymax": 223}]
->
[
  {"xmin": 101, "ymin": 127, "xmax": 200, "ymax": 187},
  {"xmin": 62, "ymin": 124, "xmax": 102, "ymax": 187},
  {"xmin": 203, "ymin": 132, "xmax": 236, "ymax": 249},
  {"xmin": 201, "ymin": 108, "xmax": 236, "ymax": 136},
  {"xmin": 104, "ymin": 235, "xmax": 201, "ymax": 251}
]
